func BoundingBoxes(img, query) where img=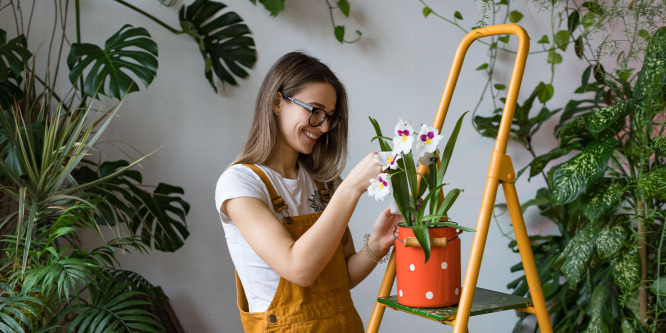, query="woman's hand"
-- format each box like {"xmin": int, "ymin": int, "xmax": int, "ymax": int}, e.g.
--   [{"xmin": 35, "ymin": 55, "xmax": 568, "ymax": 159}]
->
[
  {"xmin": 368, "ymin": 206, "xmax": 403, "ymax": 256},
  {"xmin": 341, "ymin": 152, "xmax": 383, "ymax": 195}
]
